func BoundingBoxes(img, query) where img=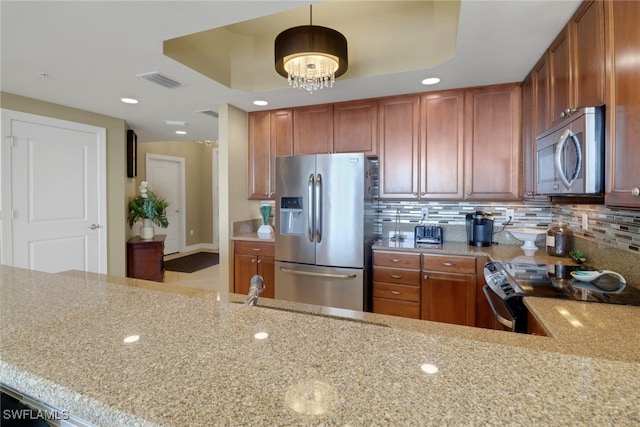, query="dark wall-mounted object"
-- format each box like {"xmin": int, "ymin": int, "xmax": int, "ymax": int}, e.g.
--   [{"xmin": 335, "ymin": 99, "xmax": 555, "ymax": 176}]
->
[{"xmin": 127, "ymin": 129, "xmax": 137, "ymax": 178}]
